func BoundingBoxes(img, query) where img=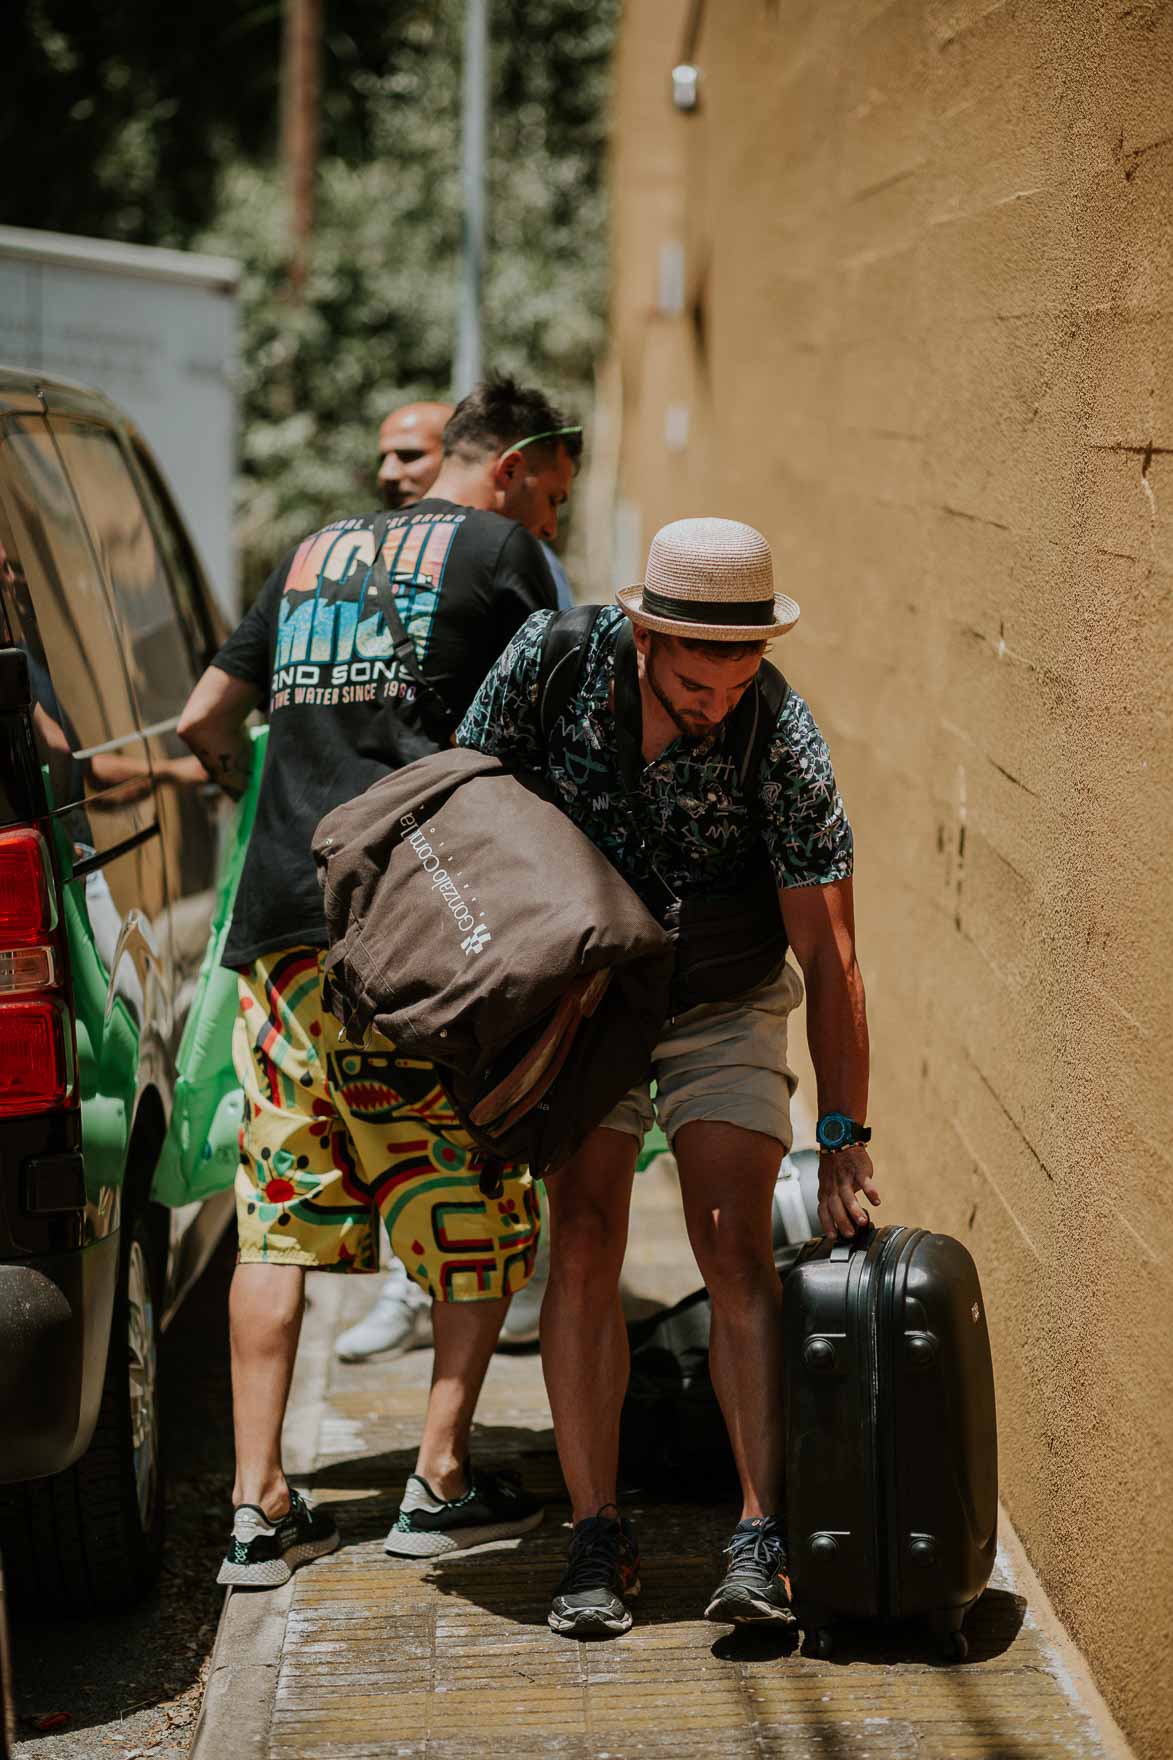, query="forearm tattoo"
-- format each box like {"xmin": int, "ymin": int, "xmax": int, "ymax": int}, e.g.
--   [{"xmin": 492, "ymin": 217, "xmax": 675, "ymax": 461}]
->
[{"xmin": 194, "ymin": 740, "xmax": 250, "ymax": 801}]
